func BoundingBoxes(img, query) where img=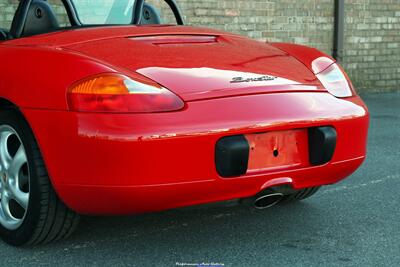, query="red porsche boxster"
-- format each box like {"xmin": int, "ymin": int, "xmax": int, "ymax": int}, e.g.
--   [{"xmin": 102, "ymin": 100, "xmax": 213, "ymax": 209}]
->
[{"xmin": 0, "ymin": 0, "xmax": 369, "ymax": 246}]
